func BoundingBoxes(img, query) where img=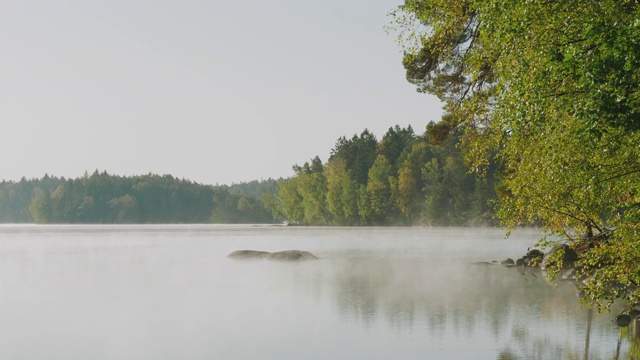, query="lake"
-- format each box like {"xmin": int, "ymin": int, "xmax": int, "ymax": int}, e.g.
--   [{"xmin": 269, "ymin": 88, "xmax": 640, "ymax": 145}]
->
[{"xmin": 0, "ymin": 225, "xmax": 633, "ymax": 359}]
